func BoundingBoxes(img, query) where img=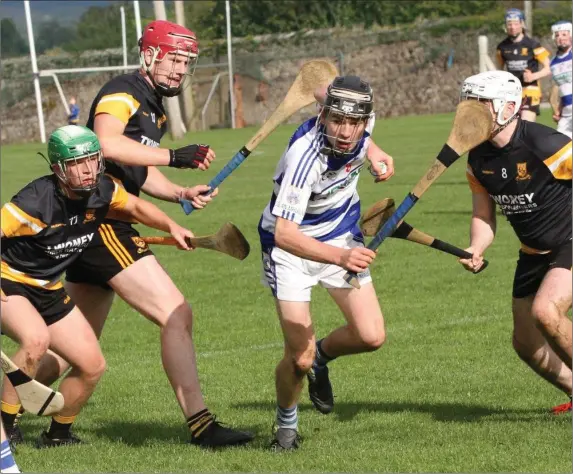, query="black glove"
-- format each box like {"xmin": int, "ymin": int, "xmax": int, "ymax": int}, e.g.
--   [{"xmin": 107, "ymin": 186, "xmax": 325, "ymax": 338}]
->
[{"xmin": 169, "ymin": 144, "xmax": 209, "ymax": 169}]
